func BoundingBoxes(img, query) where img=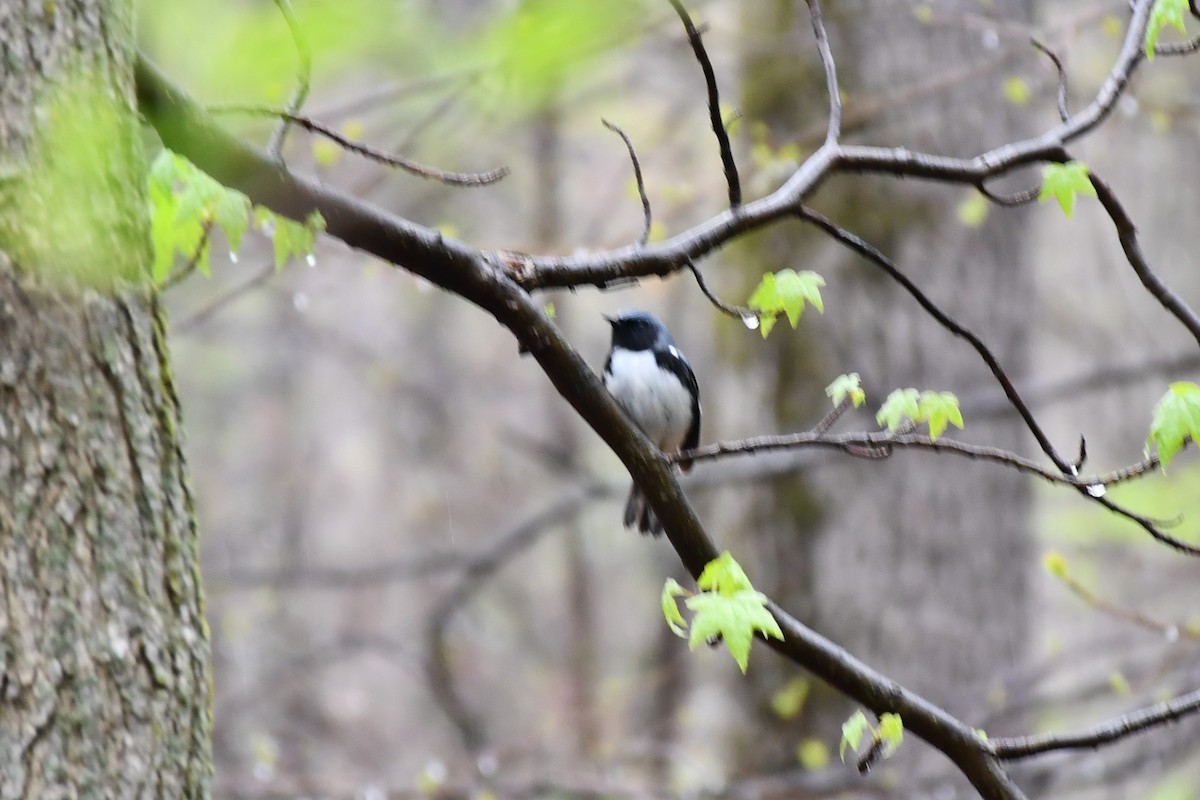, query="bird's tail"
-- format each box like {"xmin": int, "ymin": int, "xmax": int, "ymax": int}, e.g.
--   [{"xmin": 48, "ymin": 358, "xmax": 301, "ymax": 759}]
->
[{"xmin": 623, "ymin": 484, "xmax": 663, "ymax": 536}]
